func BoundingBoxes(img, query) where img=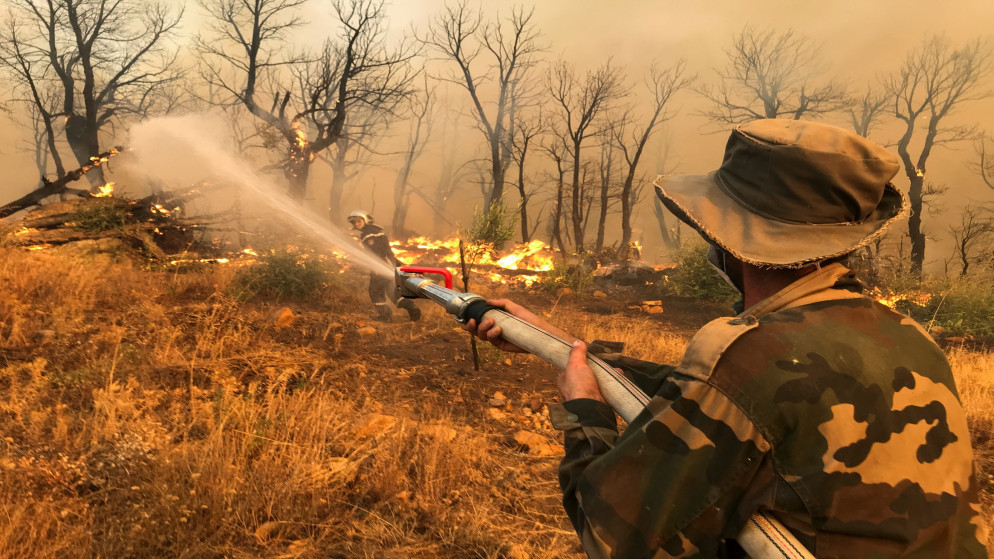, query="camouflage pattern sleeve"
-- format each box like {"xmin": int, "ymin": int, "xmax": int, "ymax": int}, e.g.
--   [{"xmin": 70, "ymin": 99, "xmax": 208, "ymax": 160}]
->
[
  {"xmin": 585, "ymin": 343, "xmax": 678, "ymax": 397},
  {"xmin": 551, "ymin": 373, "xmax": 771, "ymax": 558}
]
